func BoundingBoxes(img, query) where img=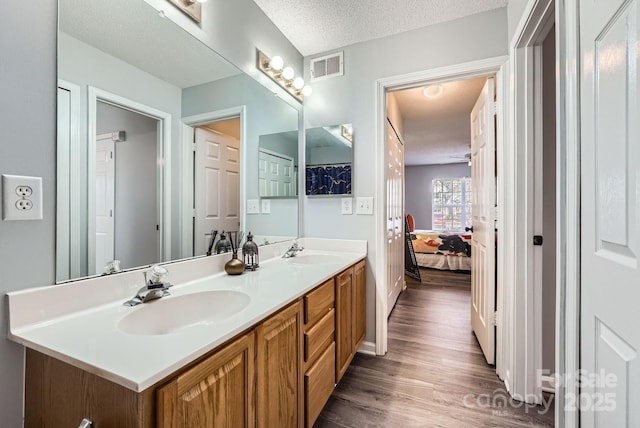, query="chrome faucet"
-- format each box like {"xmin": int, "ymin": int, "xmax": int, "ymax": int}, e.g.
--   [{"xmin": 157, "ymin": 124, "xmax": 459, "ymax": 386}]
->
[
  {"xmin": 124, "ymin": 265, "xmax": 172, "ymax": 306},
  {"xmin": 282, "ymin": 241, "xmax": 304, "ymax": 258}
]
